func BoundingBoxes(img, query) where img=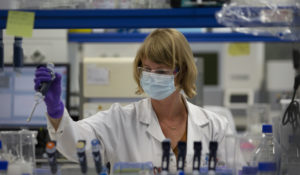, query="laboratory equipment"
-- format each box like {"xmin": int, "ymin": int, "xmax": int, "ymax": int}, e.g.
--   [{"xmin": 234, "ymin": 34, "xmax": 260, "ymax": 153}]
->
[
  {"xmin": 279, "ymin": 99, "xmax": 300, "ymax": 175},
  {"xmin": 91, "ymin": 139, "xmax": 102, "ymax": 174},
  {"xmin": 0, "ymin": 140, "xmax": 8, "ymax": 175},
  {"xmin": 253, "ymin": 125, "xmax": 277, "ymax": 174},
  {"xmin": 208, "ymin": 141, "xmax": 218, "ymax": 174},
  {"xmin": 161, "ymin": 139, "xmax": 171, "ymax": 175},
  {"xmin": 83, "ymin": 57, "xmax": 145, "ymax": 98},
  {"xmin": 222, "ymin": 42, "xmax": 264, "ymax": 130},
  {"xmin": 0, "ymin": 64, "xmax": 70, "ymax": 128},
  {"xmin": 27, "ymin": 63, "xmax": 55, "ymax": 122},
  {"xmin": 192, "ymin": 141, "xmax": 202, "ymax": 175},
  {"xmin": 277, "ymin": 49, "xmax": 300, "ymax": 174},
  {"xmin": 241, "ymin": 166, "xmax": 257, "ymax": 175},
  {"xmin": 76, "ymin": 140, "xmax": 87, "ymax": 174},
  {"xmin": 0, "ymin": 129, "xmax": 37, "ymax": 175},
  {"xmin": 281, "ymin": 72, "xmax": 300, "ymax": 132},
  {"xmin": 280, "ymin": 135, "xmax": 300, "ymax": 175},
  {"xmin": 46, "ymin": 141, "xmax": 57, "ymax": 174},
  {"xmin": 257, "ymin": 162, "xmax": 276, "ymax": 175},
  {"xmin": 113, "ymin": 162, "xmax": 153, "ymax": 175},
  {"xmin": 177, "ymin": 141, "xmax": 186, "ymax": 174},
  {"xmin": 13, "ymin": 37, "xmax": 23, "ymax": 73},
  {"xmin": 0, "ymin": 160, "xmax": 8, "ymax": 175}
]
